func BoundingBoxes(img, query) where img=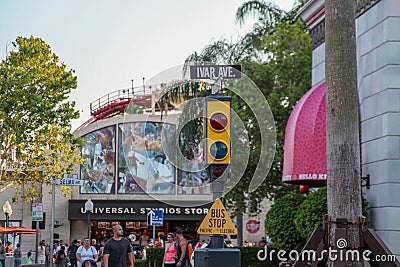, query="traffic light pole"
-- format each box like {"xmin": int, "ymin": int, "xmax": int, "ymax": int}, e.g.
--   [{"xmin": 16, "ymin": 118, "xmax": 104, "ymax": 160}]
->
[
  {"xmin": 209, "ymin": 166, "xmax": 229, "ymax": 248},
  {"xmin": 210, "ymin": 166, "xmax": 229, "ymax": 200},
  {"xmin": 211, "ymin": 180, "xmax": 224, "ymax": 200}
]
